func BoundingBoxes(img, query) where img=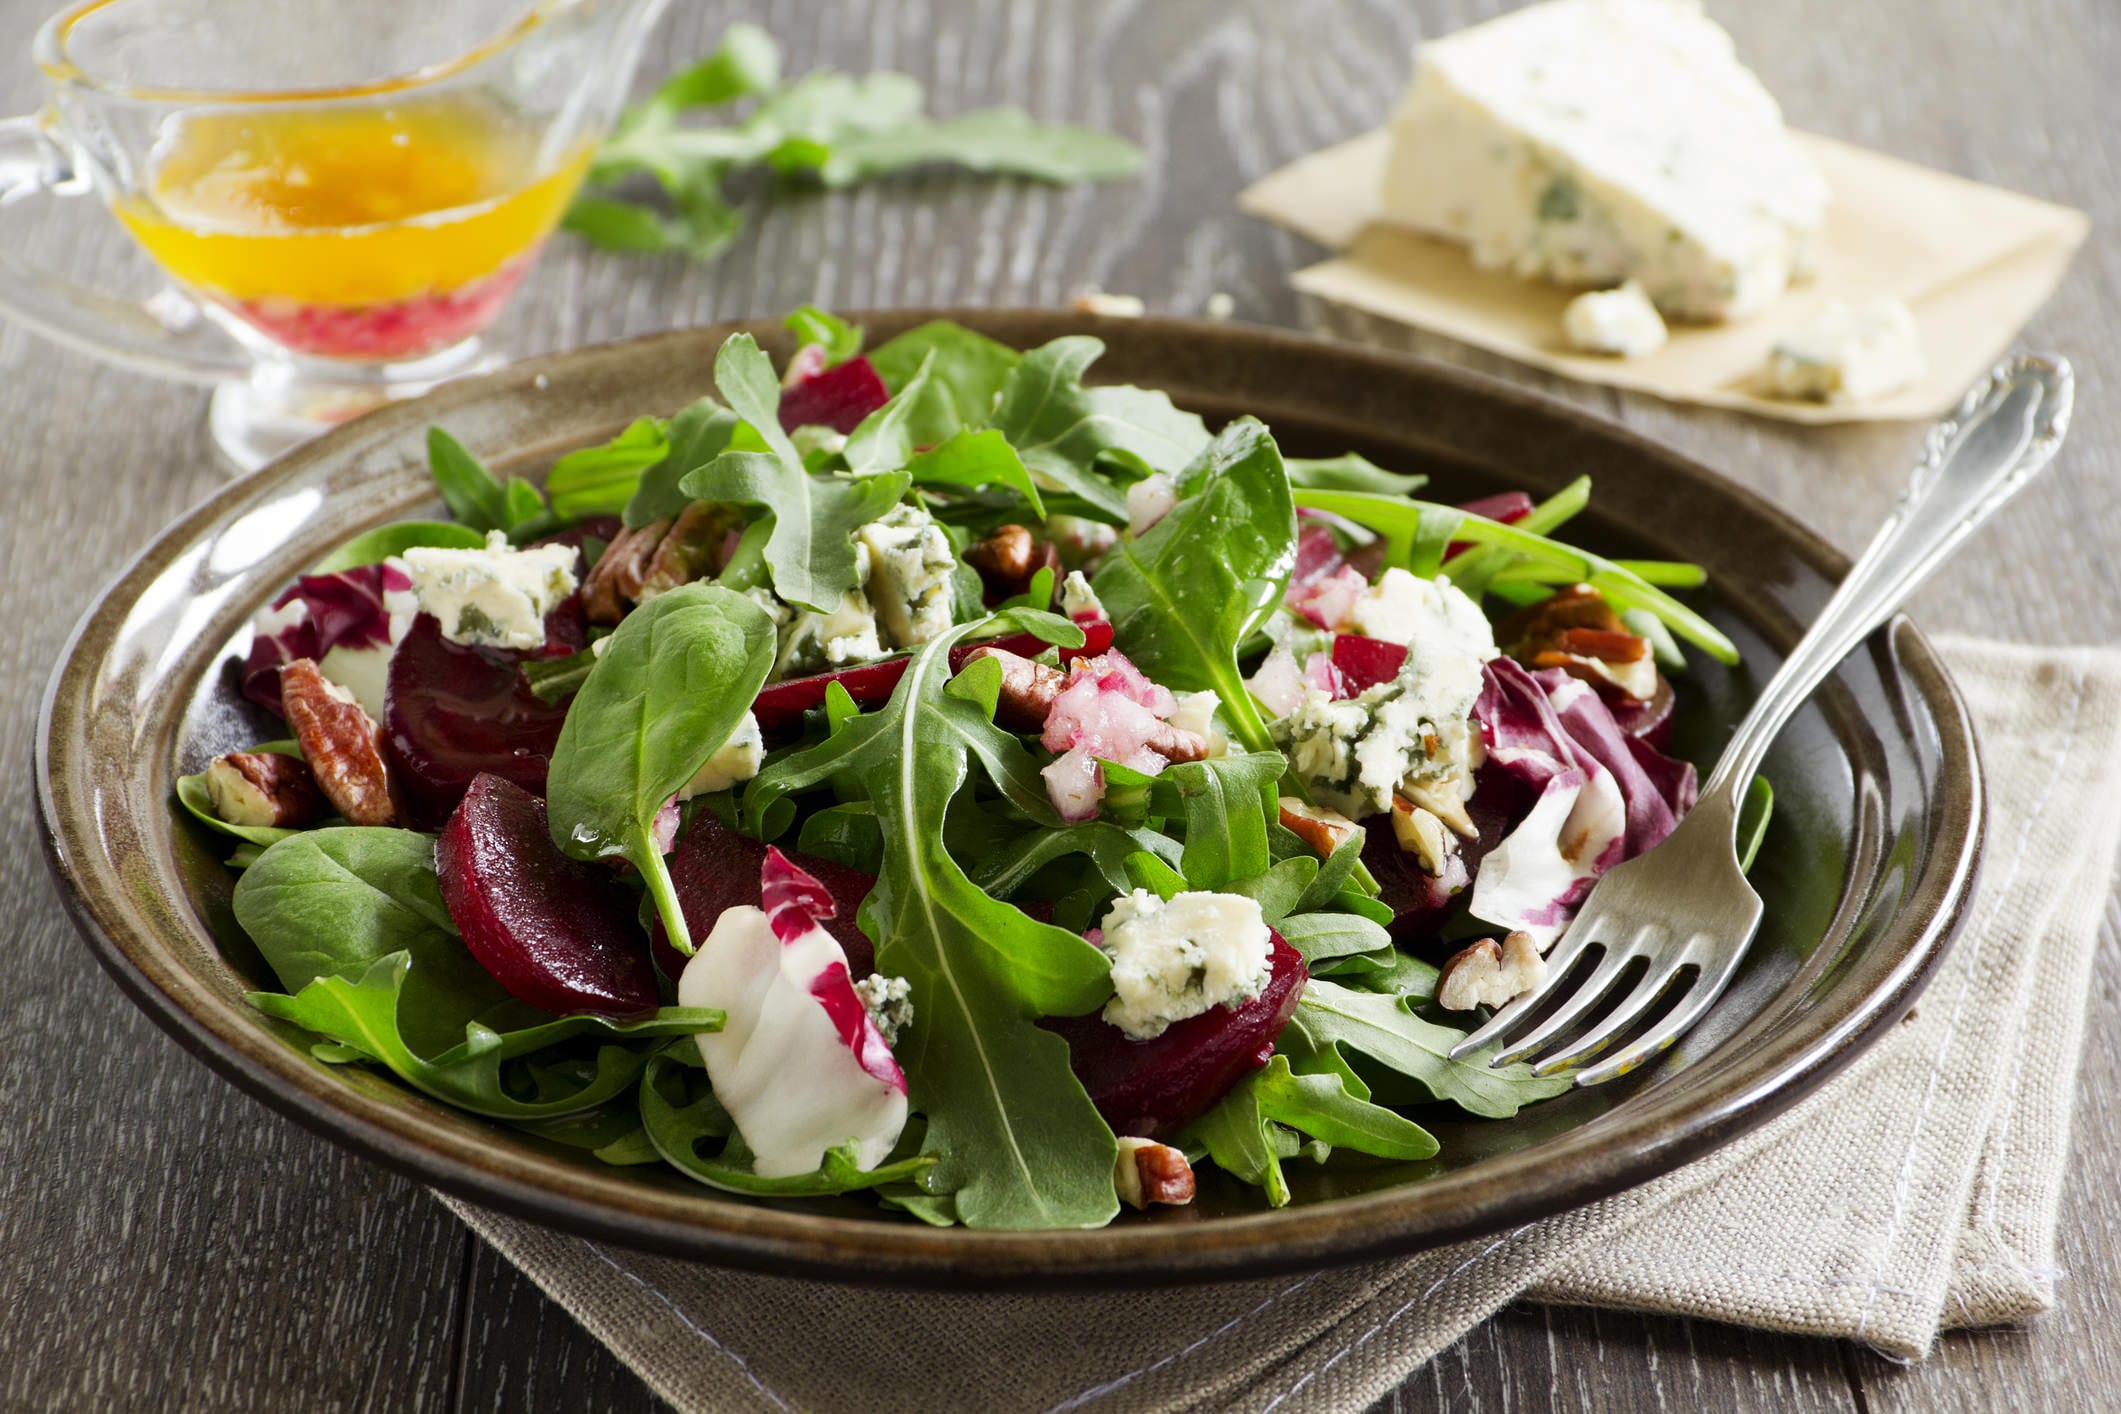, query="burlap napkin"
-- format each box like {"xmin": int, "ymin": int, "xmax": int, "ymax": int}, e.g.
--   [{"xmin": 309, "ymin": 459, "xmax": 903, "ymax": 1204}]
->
[{"xmin": 441, "ymin": 638, "xmax": 2121, "ymax": 1412}]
